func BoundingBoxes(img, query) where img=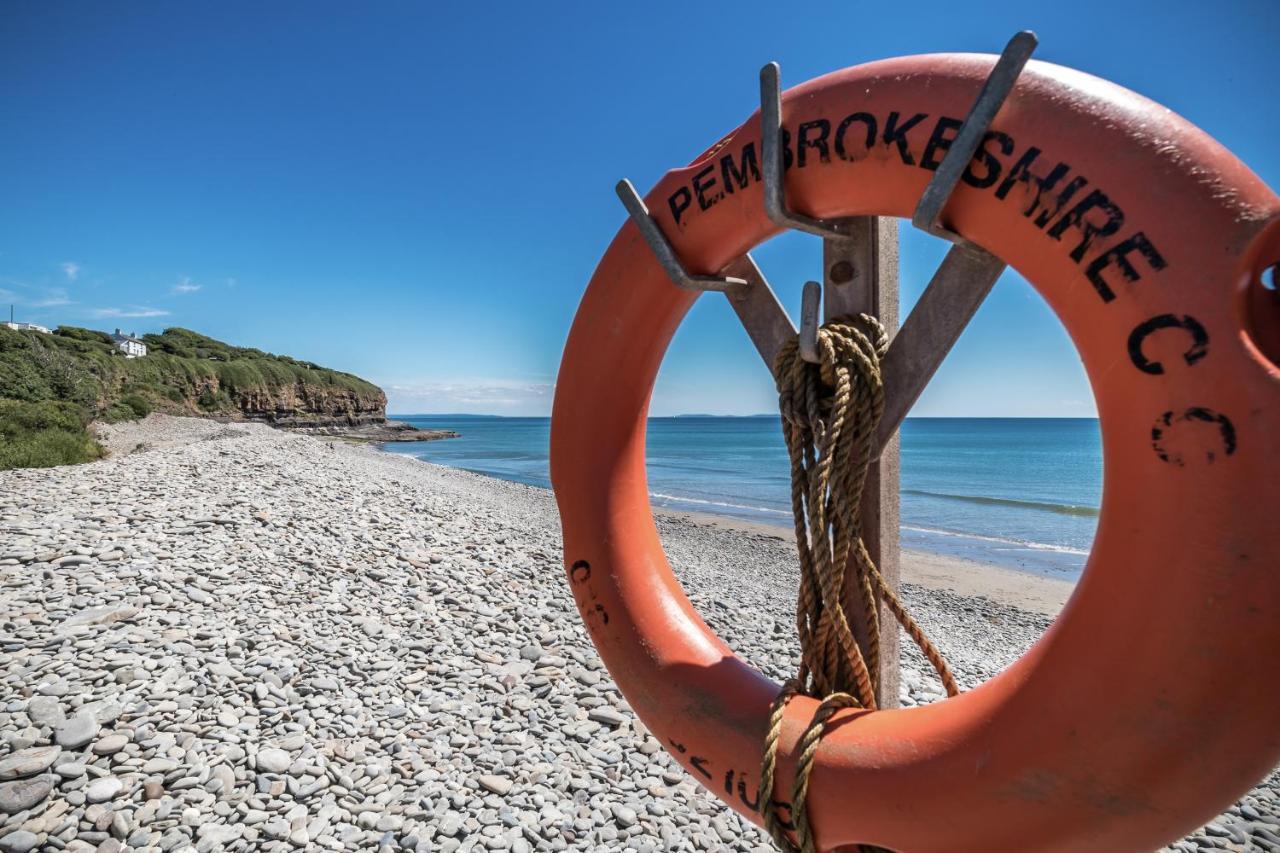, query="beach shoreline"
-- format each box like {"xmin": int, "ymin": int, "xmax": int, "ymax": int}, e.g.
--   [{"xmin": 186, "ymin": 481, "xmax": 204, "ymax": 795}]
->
[
  {"xmin": 380, "ymin": 414, "xmax": 1097, "ymax": 578},
  {"xmin": 653, "ymin": 506, "xmax": 1073, "ymax": 617},
  {"xmin": 0, "ymin": 415, "xmax": 1269, "ymax": 852}
]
